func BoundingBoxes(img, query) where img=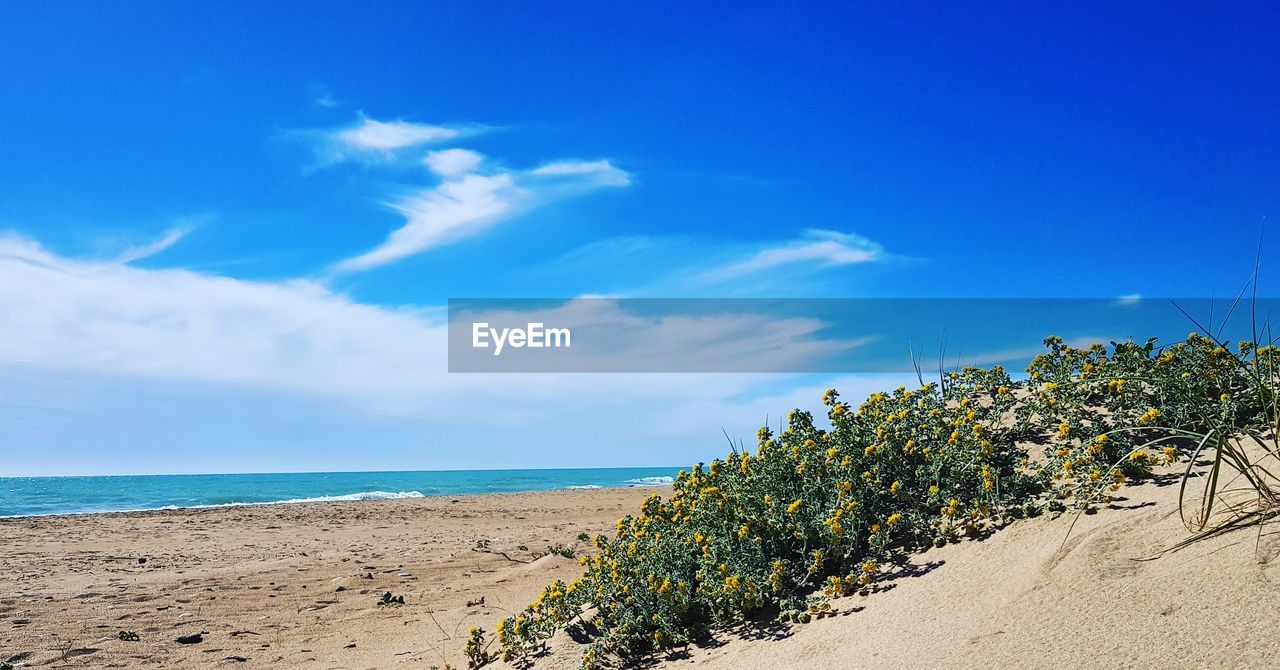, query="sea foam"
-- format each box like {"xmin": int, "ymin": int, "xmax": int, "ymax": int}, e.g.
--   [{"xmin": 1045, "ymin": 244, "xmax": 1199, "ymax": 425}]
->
[{"xmin": 625, "ymin": 476, "xmax": 675, "ymax": 486}]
